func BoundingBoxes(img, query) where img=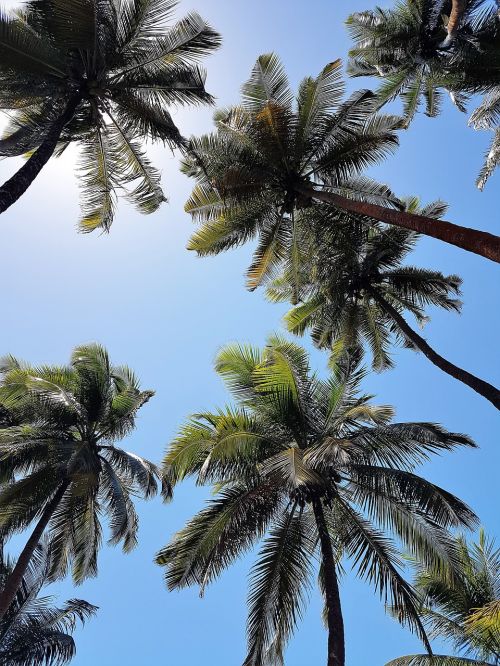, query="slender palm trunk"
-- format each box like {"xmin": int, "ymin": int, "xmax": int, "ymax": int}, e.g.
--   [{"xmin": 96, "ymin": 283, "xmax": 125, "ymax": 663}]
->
[
  {"xmin": 370, "ymin": 289, "xmax": 500, "ymax": 410},
  {"xmin": 0, "ymin": 95, "xmax": 81, "ymax": 215},
  {"xmin": 312, "ymin": 498, "xmax": 345, "ymax": 666},
  {"xmin": 441, "ymin": 0, "xmax": 468, "ymax": 47},
  {"xmin": 0, "ymin": 481, "xmax": 69, "ymax": 620},
  {"xmin": 297, "ymin": 185, "xmax": 500, "ymax": 263}
]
